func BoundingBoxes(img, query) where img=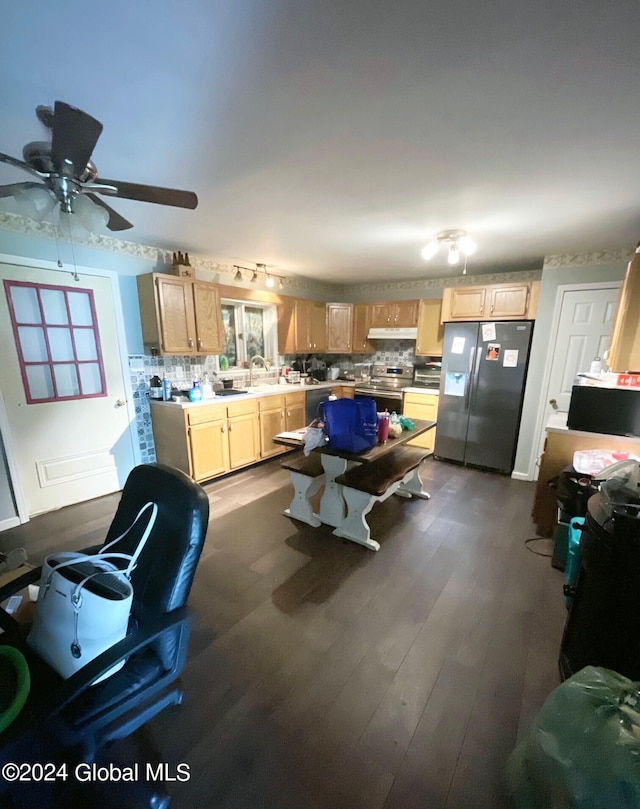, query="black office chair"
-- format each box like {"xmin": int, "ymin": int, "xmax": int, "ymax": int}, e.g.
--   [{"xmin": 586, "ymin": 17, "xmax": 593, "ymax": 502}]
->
[{"xmin": 0, "ymin": 463, "xmax": 210, "ymax": 808}]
